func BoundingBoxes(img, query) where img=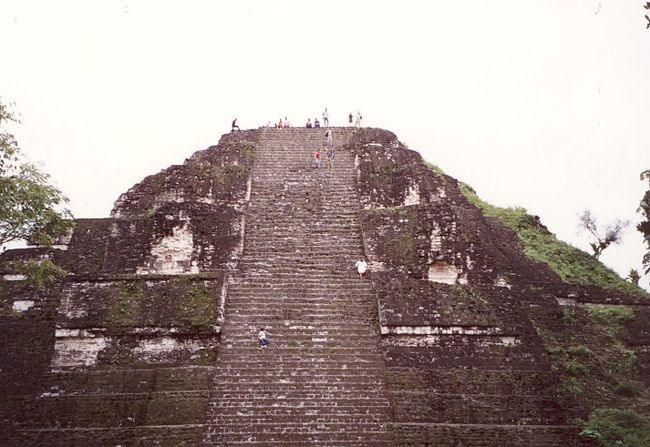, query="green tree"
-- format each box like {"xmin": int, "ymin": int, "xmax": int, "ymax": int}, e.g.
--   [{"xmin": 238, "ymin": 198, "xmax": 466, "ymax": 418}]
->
[
  {"xmin": 0, "ymin": 100, "xmax": 73, "ymax": 248},
  {"xmin": 638, "ymin": 170, "xmax": 650, "ymax": 275}
]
